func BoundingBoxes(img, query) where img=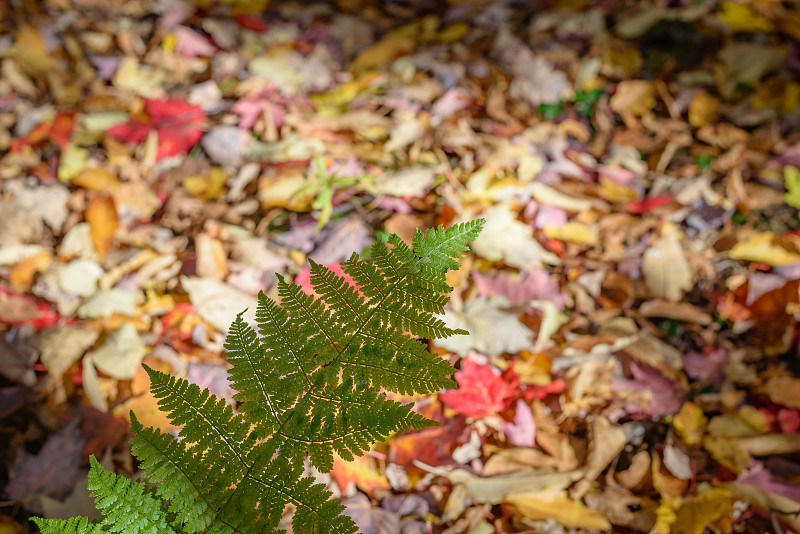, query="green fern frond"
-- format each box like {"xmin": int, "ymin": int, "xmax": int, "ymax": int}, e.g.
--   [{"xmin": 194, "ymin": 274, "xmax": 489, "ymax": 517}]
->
[
  {"xmin": 128, "ymin": 413, "xmax": 224, "ymax": 533},
  {"xmin": 89, "ymin": 455, "xmax": 175, "ymax": 534},
  {"xmin": 34, "ymin": 219, "xmax": 484, "ymax": 534},
  {"xmin": 33, "ymin": 516, "xmax": 104, "ymax": 534}
]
